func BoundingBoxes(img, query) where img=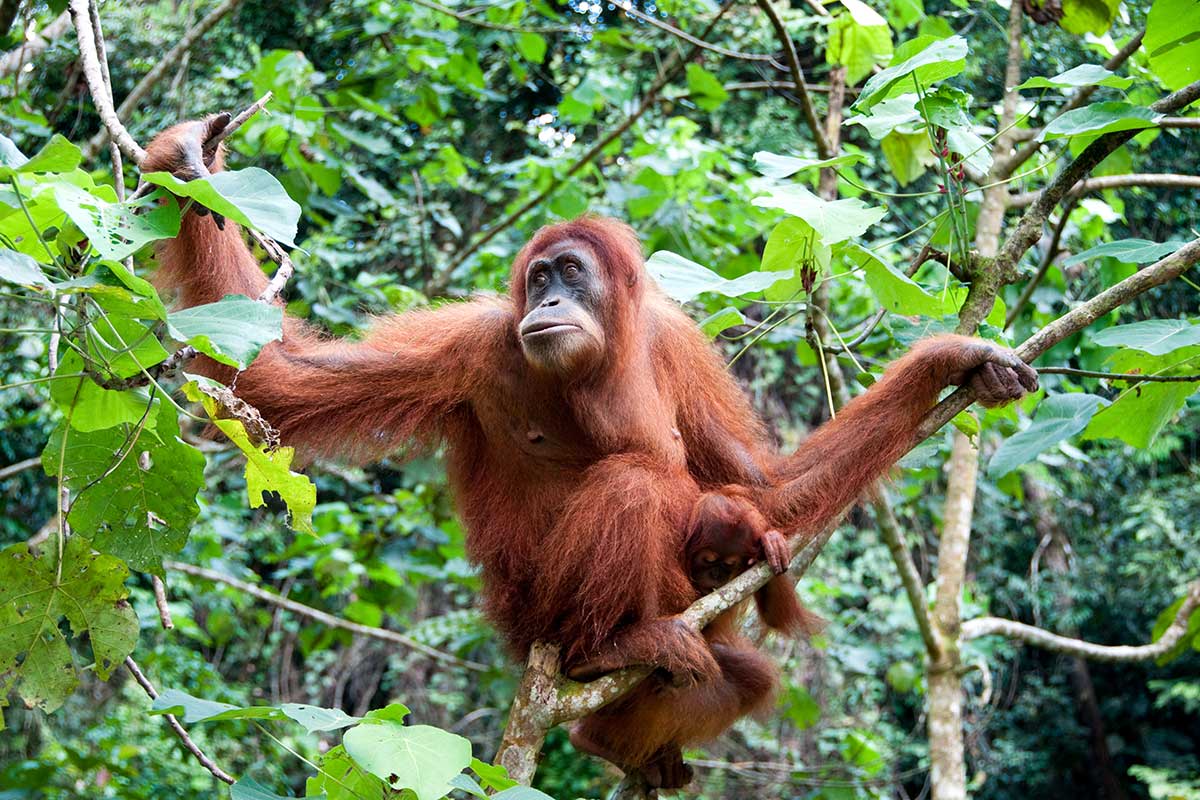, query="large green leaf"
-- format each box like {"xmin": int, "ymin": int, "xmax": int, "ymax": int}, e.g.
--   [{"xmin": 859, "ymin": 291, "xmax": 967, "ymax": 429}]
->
[
  {"xmin": 752, "ymin": 151, "xmax": 866, "ymax": 180},
  {"xmin": 853, "ymin": 35, "xmax": 966, "ymax": 112},
  {"xmin": 1040, "ymin": 102, "xmax": 1161, "ymax": 141},
  {"xmin": 842, "ymin": 243, "xmax": 947, "ymax": 316},
  {"xmin": 42, "ymin": 401, "xmax": 205, "ymax": 576},
  {"xmin": 1084, "ymin": 381, "xmax": 1199, "ymax": 448},
  {"xmin": 1146, "ymin": 0, "xmax": 1200, "ymax": 90},
  {"xmin": 761, "ymin": 217, "xmax": 832, "ymax": 301},
  {"xmin": 281, "ymin": 703, "xmax": 361, "ymax": 733},
  {"xmin": 342, "ymin": 709, "xmax": 473, "ymax": 800},
  {"xmin": 827, "ymin": 0, "xmax": 893, "ymax": 85},
  {"xmin": 142, "ymin": 168, "xmax": 300, "ymax": 247},
  {"xmin": 1060, "ymin": 0, "xmax": 1119, "ymax": 35},
  {"xmin": 752, "ymin": 184, "xmax": 885, "ymax": 244},
  {"xmin": 232, "ymin": 778, "xmax": 319, "ymax": 800},
  {"xmin": 49, "ymin": 349, "xmax": 160, "ymax": 433},
  {"xmin": 183, "ymin": 381, "xmax": 315, "ymax": 533},
  {"xmin": 150, "ymin": 689, "xmax": 284, "ymax": 723},
  {"xmin": 644, "ymin": 251, "xmax": 789, "ymax": 303},
  {"xmin": 0, "ymin": 537, "xmax": 138, "ymax": 726},
  {"xmin": 0, "ymin": 248, "xmax": 54, "ymax": 289},
  {"xmin": 305, "ymin": 746, "xmax": 388, "ymax": 800},
  {"xmin": 50, "ymin": 184, "xmax": 180, "ymax": 261},
  {"xmin": 1063, "ymin": 239, "xmax": 1185, "ymax": 267},
  {"xmin": 0, "ymin": 134, "xmax": 81, "ymax": 180},
  {"xmin": 987, "ymin": 393, "xmax": 1108, "ymax": 477},
  {"xmin": 167, "ymin": 294, "xmax": 284, "ymax": 369},
  {"xmin": 1017, "ymin": 64, "xmax": 1132, "ymax": 91},
  {"xmin": 1092, "ymin": 319, "xmax": 1200, "ymax": 355}
]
